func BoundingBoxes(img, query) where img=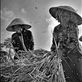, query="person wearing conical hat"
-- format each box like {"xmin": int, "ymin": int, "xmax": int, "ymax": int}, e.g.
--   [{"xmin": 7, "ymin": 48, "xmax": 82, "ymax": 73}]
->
[
  {"xmin": 49, "ymin": 6, "xmax": 82, "ymax": 82},
  {"xmin": 49, "ymin": 6, "xmax": 82, "ymax": 51},
  {"xmin": 6, "ymin": 18, "xmax": 34, "ymax": 54}
]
